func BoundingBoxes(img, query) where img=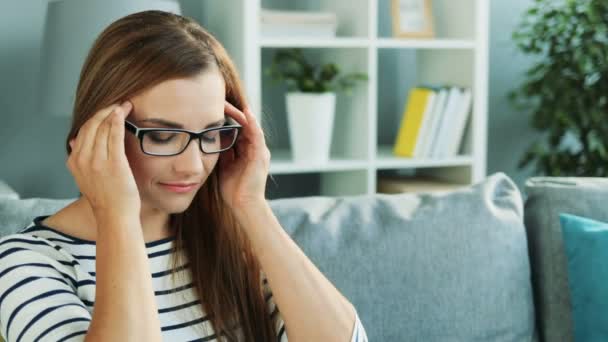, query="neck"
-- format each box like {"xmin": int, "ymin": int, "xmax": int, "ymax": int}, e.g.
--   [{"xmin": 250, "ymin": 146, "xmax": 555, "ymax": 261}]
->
[{"xmin": 77, "ymin": 197, "xmax": 173, "ymax": 242}]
